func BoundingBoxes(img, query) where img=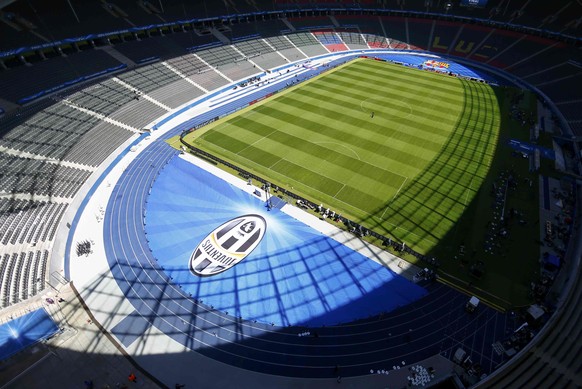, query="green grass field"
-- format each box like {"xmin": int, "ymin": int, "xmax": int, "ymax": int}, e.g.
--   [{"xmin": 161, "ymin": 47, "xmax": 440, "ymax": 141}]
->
[{"xmin": 181, "ymin": 58, "xmax": 540, "ymax": 307}]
